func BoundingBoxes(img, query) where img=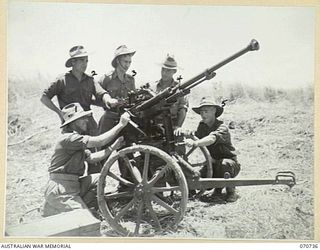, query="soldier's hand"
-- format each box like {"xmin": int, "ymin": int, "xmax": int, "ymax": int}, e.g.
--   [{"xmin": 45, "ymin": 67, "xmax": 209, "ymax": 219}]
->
[
  {"xmin": 107, "ymin": 98, "xmax": 119, "ymax": 108},
  {"xmin": 119, "ymin": 112, "xmax": 131, "ymax": 126},
  {"xmin": 111, "ymin": 136, "xmax": 125, "ymax": 151},
  {"xmin": 174, "ymin": 127, "xmax": 184, "ymax": 136},
  {"xmin": 184, "ymin": 138, "xmax": 198, "ymax": 147}
]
